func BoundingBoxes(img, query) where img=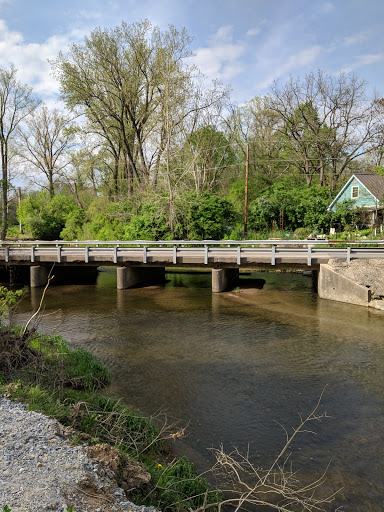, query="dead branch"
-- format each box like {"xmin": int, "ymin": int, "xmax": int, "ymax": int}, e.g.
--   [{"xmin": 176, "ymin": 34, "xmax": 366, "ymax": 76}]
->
[
  {"xmin": 23, "ymin": 265, "xmax": 55, "ymax": 335},
  {"xmin": 189, "ymin": 389, "xmax": 340, "ymax": 512}
]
